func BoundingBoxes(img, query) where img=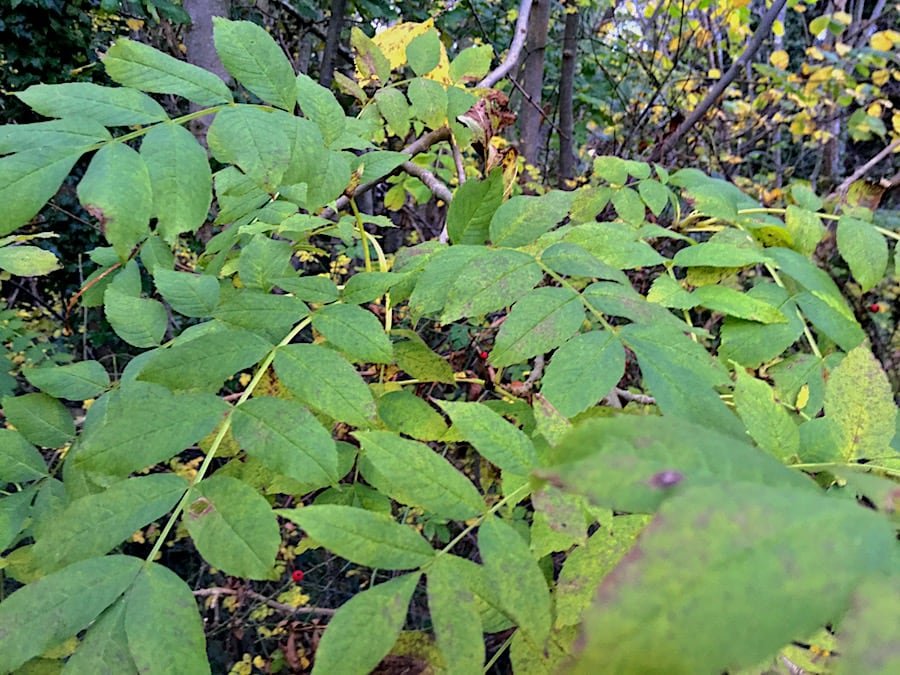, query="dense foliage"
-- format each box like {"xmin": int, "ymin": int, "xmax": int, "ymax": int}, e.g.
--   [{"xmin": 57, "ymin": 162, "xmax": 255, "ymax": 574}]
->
[{"xmin": 1, "ymin": 2, "xmax": 899, "ymax": 674}]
